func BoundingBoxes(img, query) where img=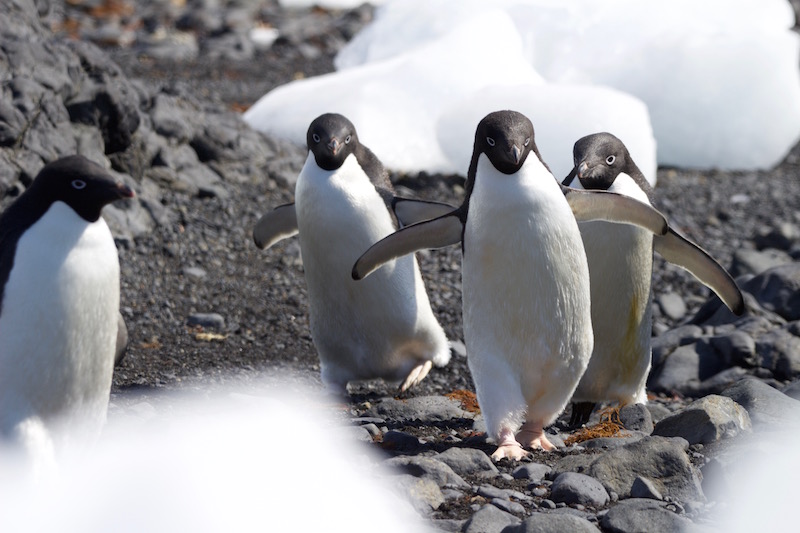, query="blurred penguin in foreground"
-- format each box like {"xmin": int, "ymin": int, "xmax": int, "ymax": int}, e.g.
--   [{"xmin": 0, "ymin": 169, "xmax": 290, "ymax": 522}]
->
[{"xmin": 0, "ymin": 382, "xmax": 432, "ymax": 533}]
